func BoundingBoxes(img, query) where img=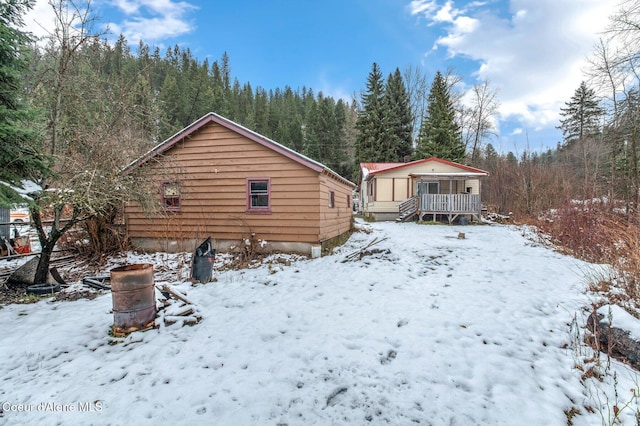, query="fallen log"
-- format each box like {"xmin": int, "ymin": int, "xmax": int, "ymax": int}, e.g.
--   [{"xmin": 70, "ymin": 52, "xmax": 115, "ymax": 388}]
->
[{"xmin": 586, "ymin": 304, "xmax": 640, "ymax": 370}]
